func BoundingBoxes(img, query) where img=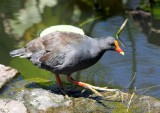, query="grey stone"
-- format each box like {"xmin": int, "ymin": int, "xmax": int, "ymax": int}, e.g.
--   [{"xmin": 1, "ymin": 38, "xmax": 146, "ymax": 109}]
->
[
  {"xmin": 0, "ymin": 99, "xmax": 27, "ymax": 113},
  {"xmin": 0, "ymin": 64, "xmax": 19, "ymax": 88},
  {"xmin": 16, "ymin": 88, "xmax": 72, "ymax": 113}
]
